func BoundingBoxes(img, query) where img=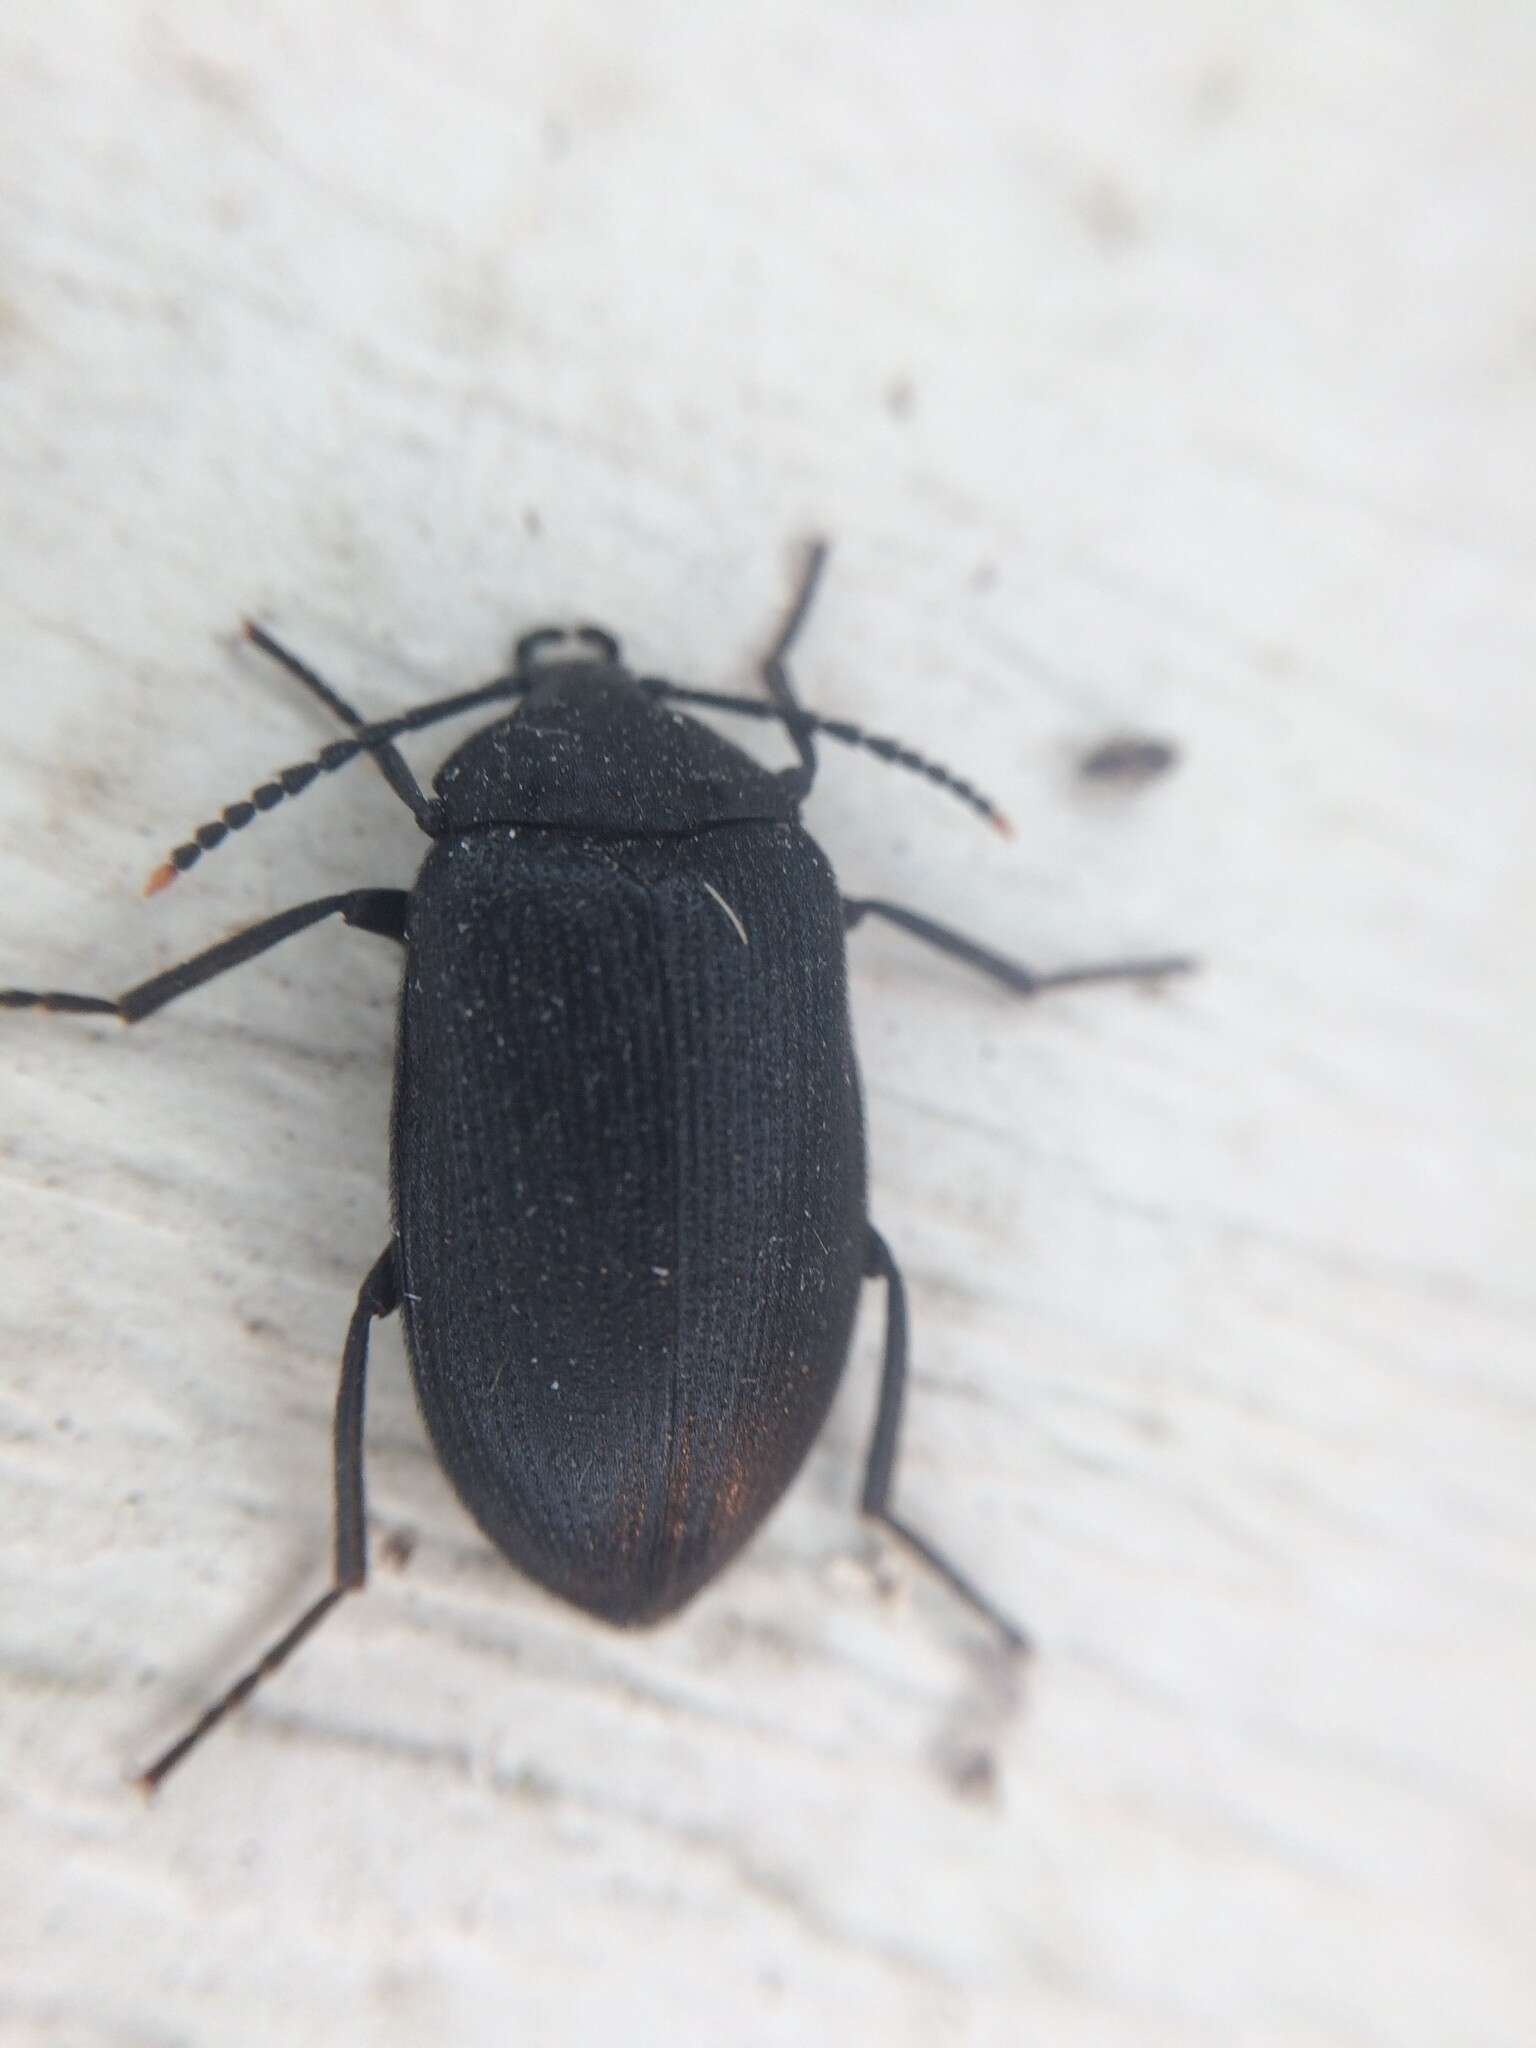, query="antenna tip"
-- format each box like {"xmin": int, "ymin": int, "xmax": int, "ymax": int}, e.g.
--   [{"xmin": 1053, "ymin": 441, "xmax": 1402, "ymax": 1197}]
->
[
  {"xmin": 991, "ymin": 811, "xmax": 1016, "ymax": 841},
  {"xmin": 143, "ymin": 860, "xmax": 178, "ymax": 898}
]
